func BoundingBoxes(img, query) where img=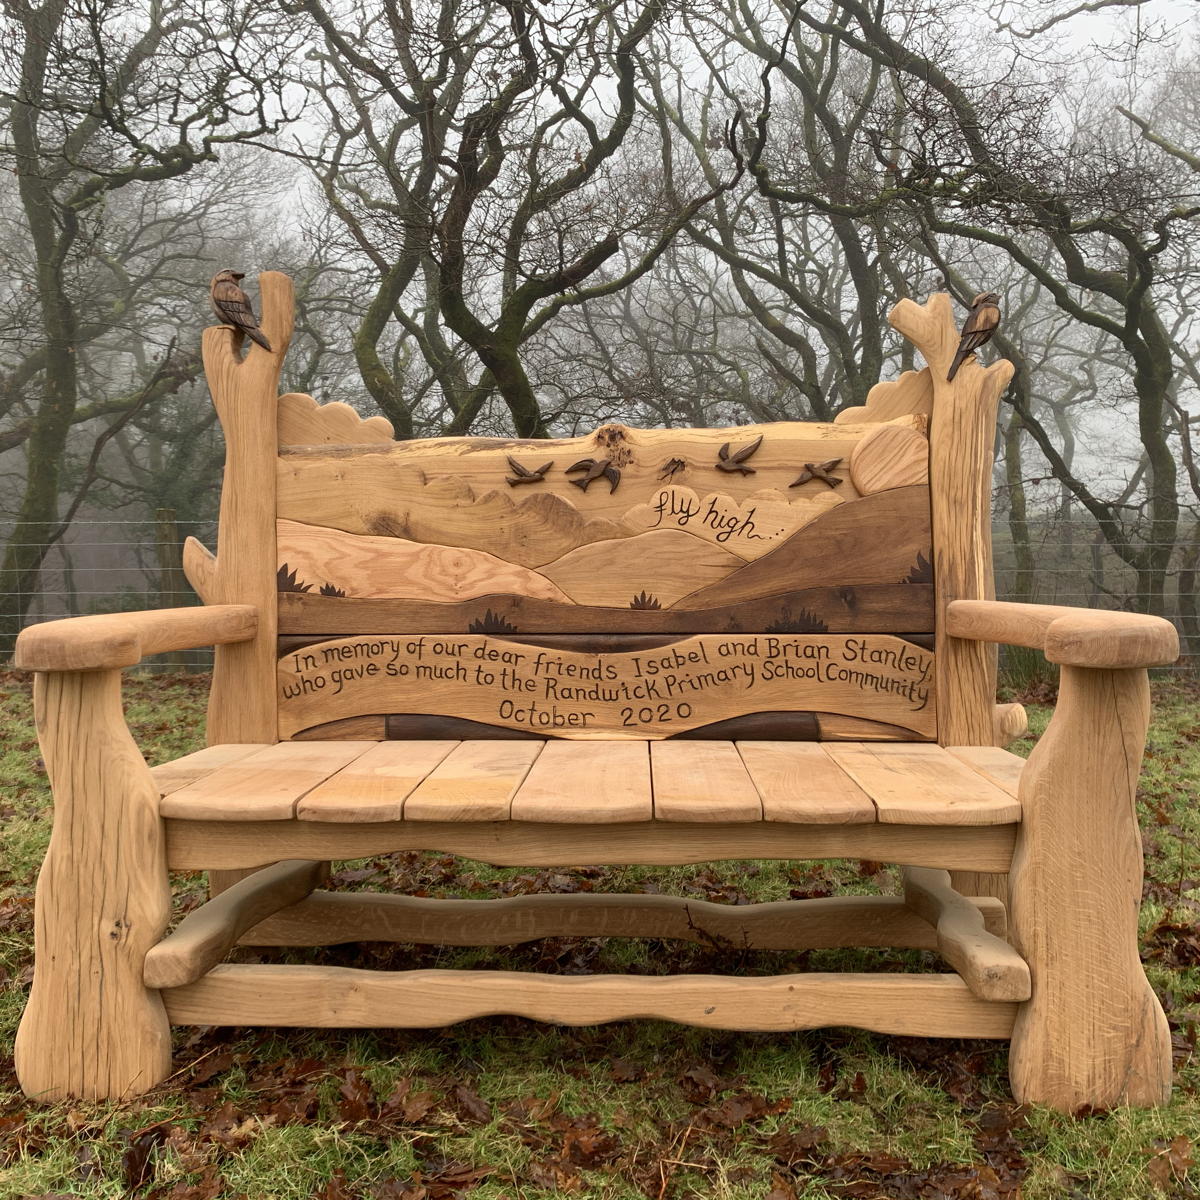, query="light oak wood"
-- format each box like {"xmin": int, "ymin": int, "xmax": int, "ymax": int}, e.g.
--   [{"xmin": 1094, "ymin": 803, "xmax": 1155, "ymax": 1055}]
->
[
  {"xmin": 891, "ymin": 294, "xmax": 1014, "ymax": 747},
  {"xmin": 297, "ymin": 741, "xmax": 458, "ymax": 821},
  {"xmin": 165, "ymin": 817, "xmax": 1017, "ymax": 872},
  {"xmin": 241, "ymin": 889, "xmax": 1007, "ymax": 950},
  {"xmin": 510, "ymin": 740, "xmax": 652, "ymax": 822},
  {"xmin": 1008, "ymin": 666, "xmax": 1171, "ymax": 1109},
  {"xmin": 276, "ymin": 421, "xmax": 922, "ymax": 537},
  {"xmin": 206, "ymin": 270, "xmax": 293, "ymax": 743},
  {"xmin": 834, "ymin": 368, "xmax": 934, "ymax": 425},
  {"xmin": 901, "ymin": 867, "xmax": 1030, "ymax": 1002},
  {"xmin": 182, "ymin": 537, "xmax": 217, "ymax": 604},
  {"xmin": 824, "ymin": 743, "xmax": 1019, "ymax": 825},
  {"xmin": 947, "ymin": 599, "xmax": 1180, "ymax": 669},
  {"xmin": 650, "ymin": 741, "xmax": 762, "ymax": 822},
  {"xmin": 540, "ymin": 529, "xmax": 744, "ymax": 607},
  {"xmin": 278, "ymin": 519, "xmax": 571, "ymax": 604},
  {"xmin": 401, "ymin": 741, "xmax": 544, "ymax": 821},
  {"xmin": 144, "ymin": 860, "xmax": 325, "ymax": 988},
  {"xmin": 13, "ymin": 606, "xmax": 256, "ymax": 672},
  {"xmin": 160, "ymin": 741, "xmax": 374, "ymax": 821},
  {"xmin": 278, "ymin": 391, "xmax": 394, "ymax": 446},
  {"xmin": 15, "ymin": 671, "xmax": 172, "ymax": 1101},
  {"xmin": 736, "ymin": 742, "xmax": 876, "ymax": 823},
  {"xmin": 151, "ymin": 744, "xmax": 263, "ymax": 797},
  {"xmin": 620, "ymin": 486, "xmax": 843, "ymax": 560},
  {"xmin": 946, "ymin": 746, "xmax": 1024, "ymax": 798},
  {"xmin": 276, "ymin": 633, "xmax": 937, "ymax": 741},
  {"xmin": 848, "ymin": 424, "xmax": 929, "ymax": 494},
  {"xmin": 993, "ymin": 701, "xmax": 1028, "ymax": 747},
  {"xmin": 162, "ymin": 964, "xmax": 1017, "ymax": 1037}
]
